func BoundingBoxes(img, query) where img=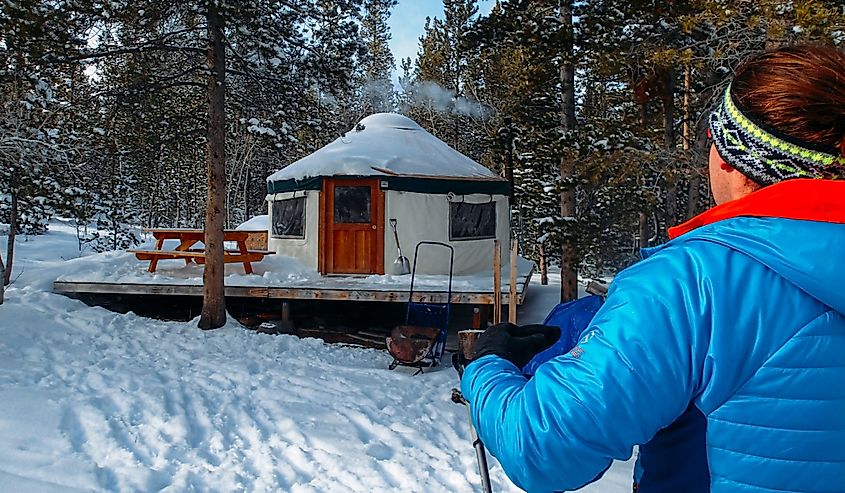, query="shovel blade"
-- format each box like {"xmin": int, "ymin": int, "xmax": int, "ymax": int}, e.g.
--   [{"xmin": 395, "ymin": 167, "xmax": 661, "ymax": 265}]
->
[{"xmin": 393, "ymin": 257, "xmax": 411, "ymax": 275}]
